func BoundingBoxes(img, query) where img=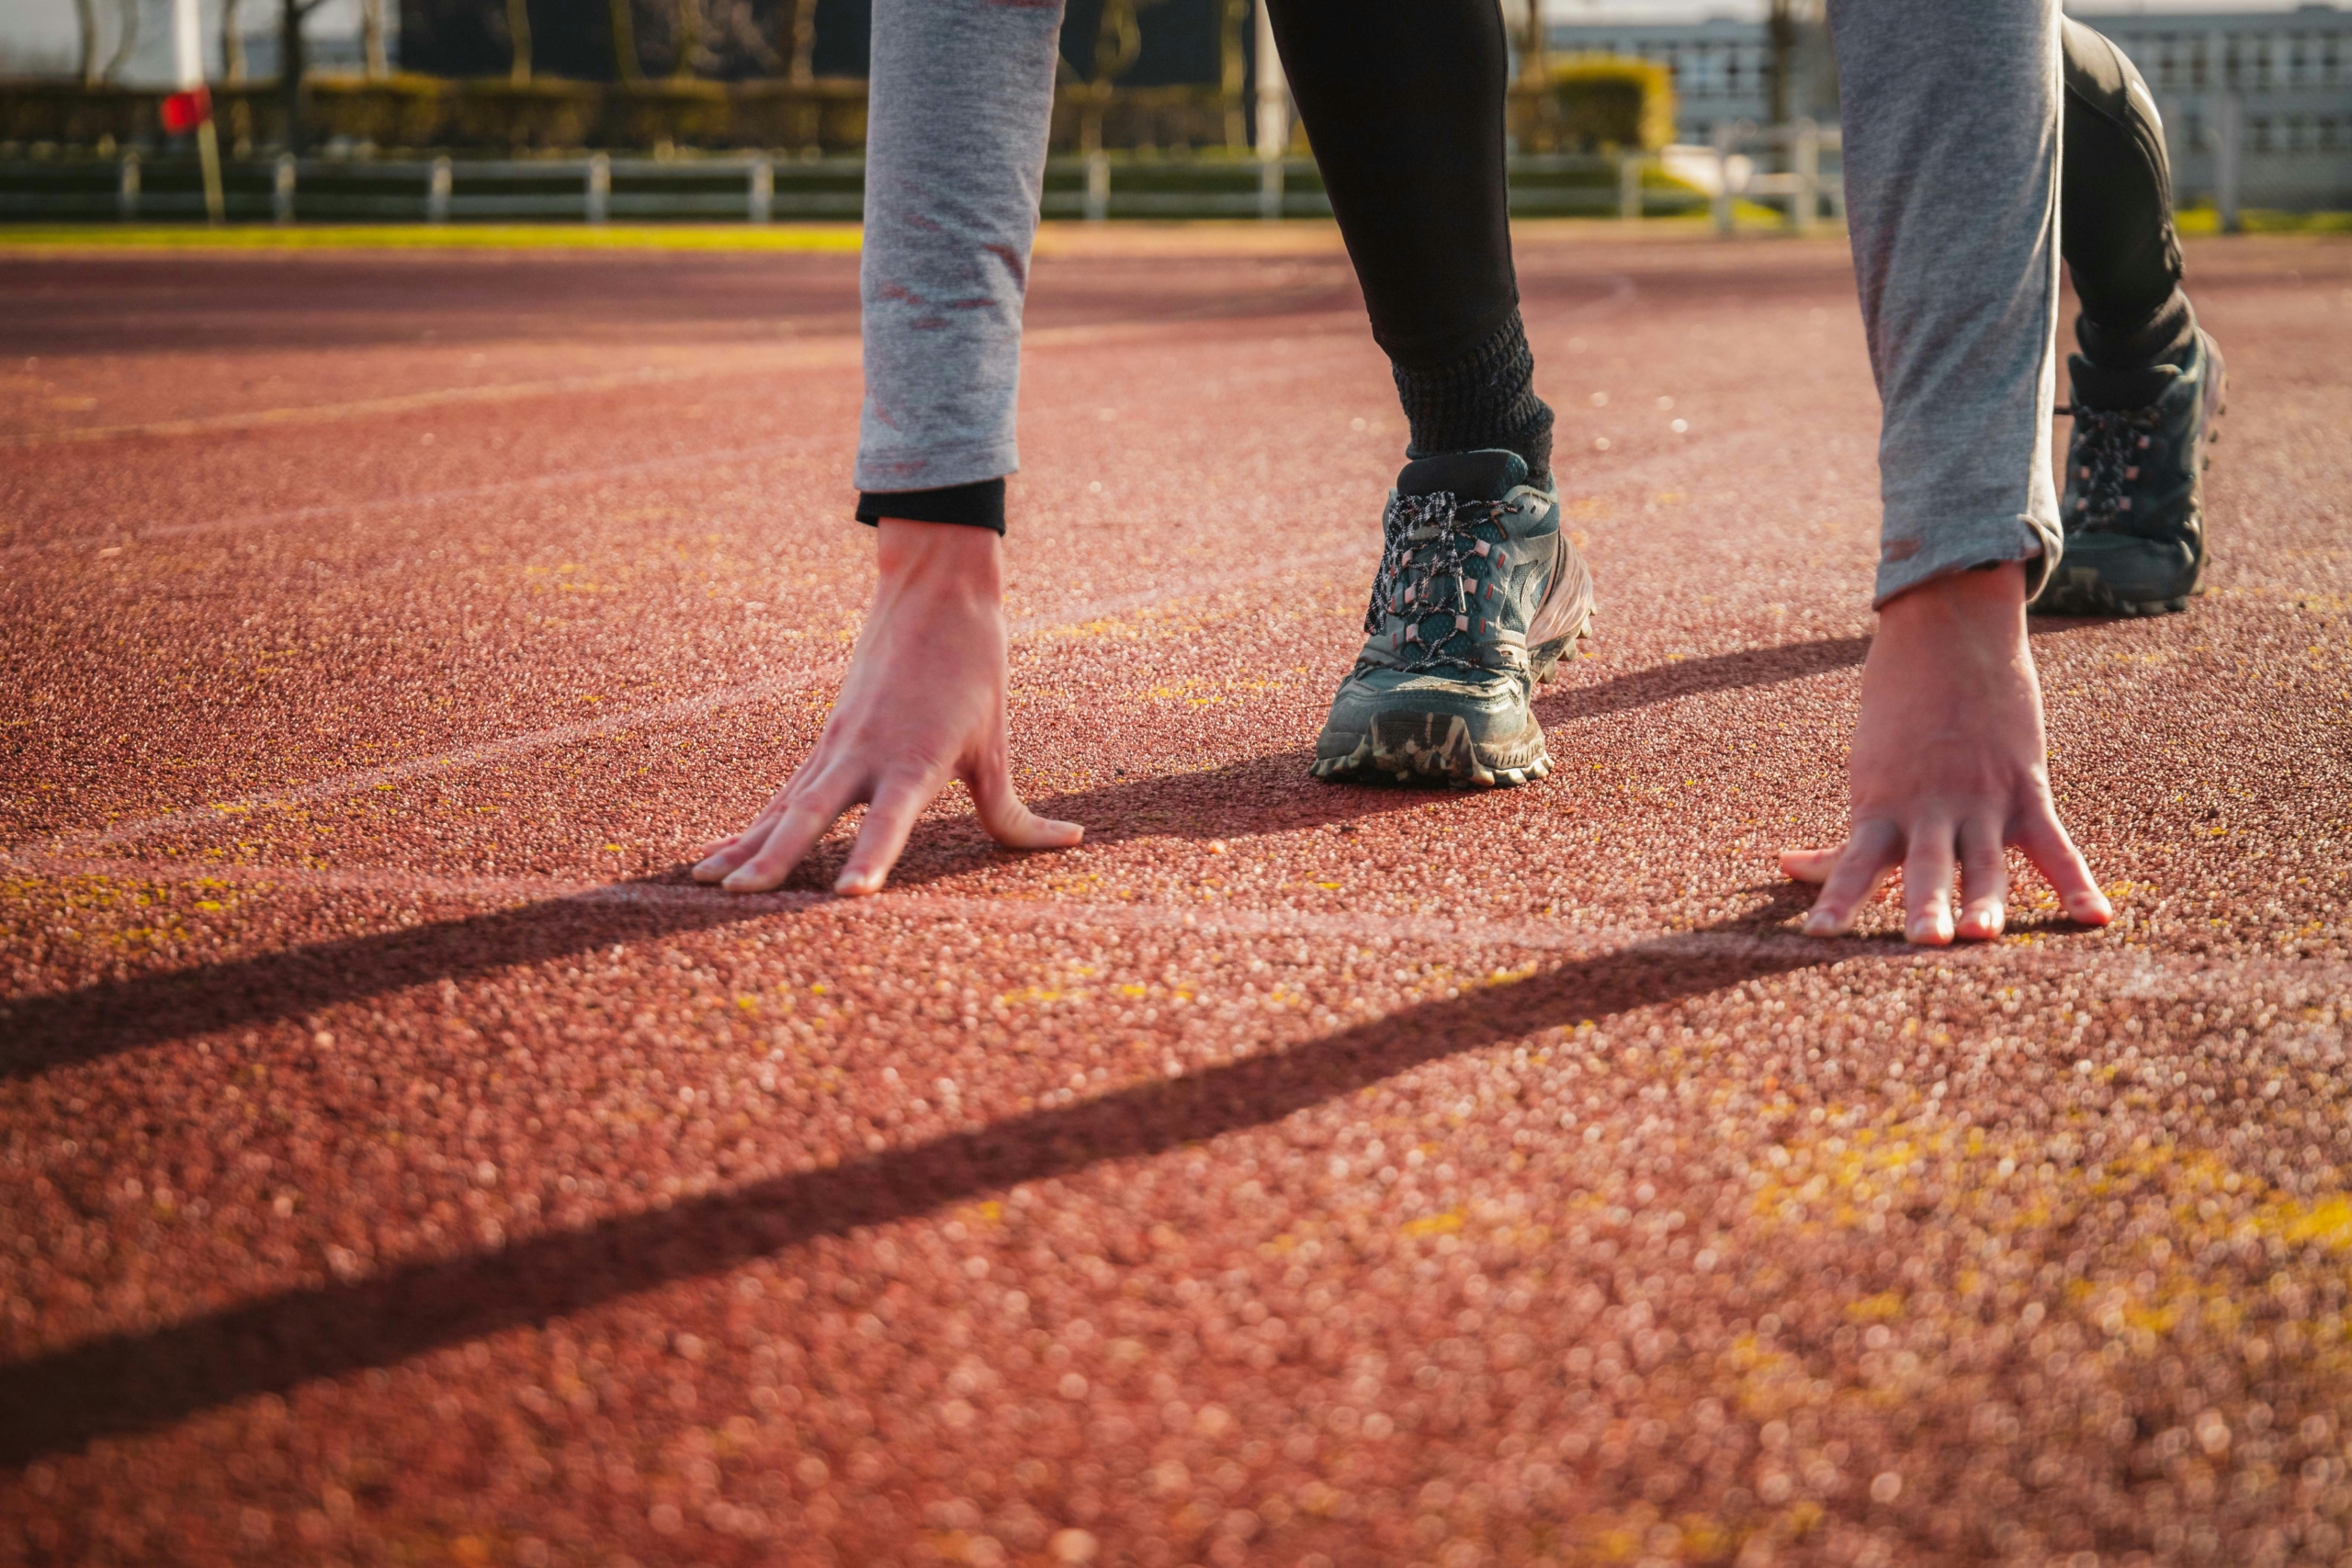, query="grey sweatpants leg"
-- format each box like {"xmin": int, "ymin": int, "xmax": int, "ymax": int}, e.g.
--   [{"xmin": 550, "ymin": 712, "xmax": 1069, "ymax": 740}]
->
[
  {"xmin": 854, "ymin": 0, "xmax": 1066, "ymax": 495},
  {"xmin": 1828, "ymin": 0, "xmax": 2066, "ymax": 607}
]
